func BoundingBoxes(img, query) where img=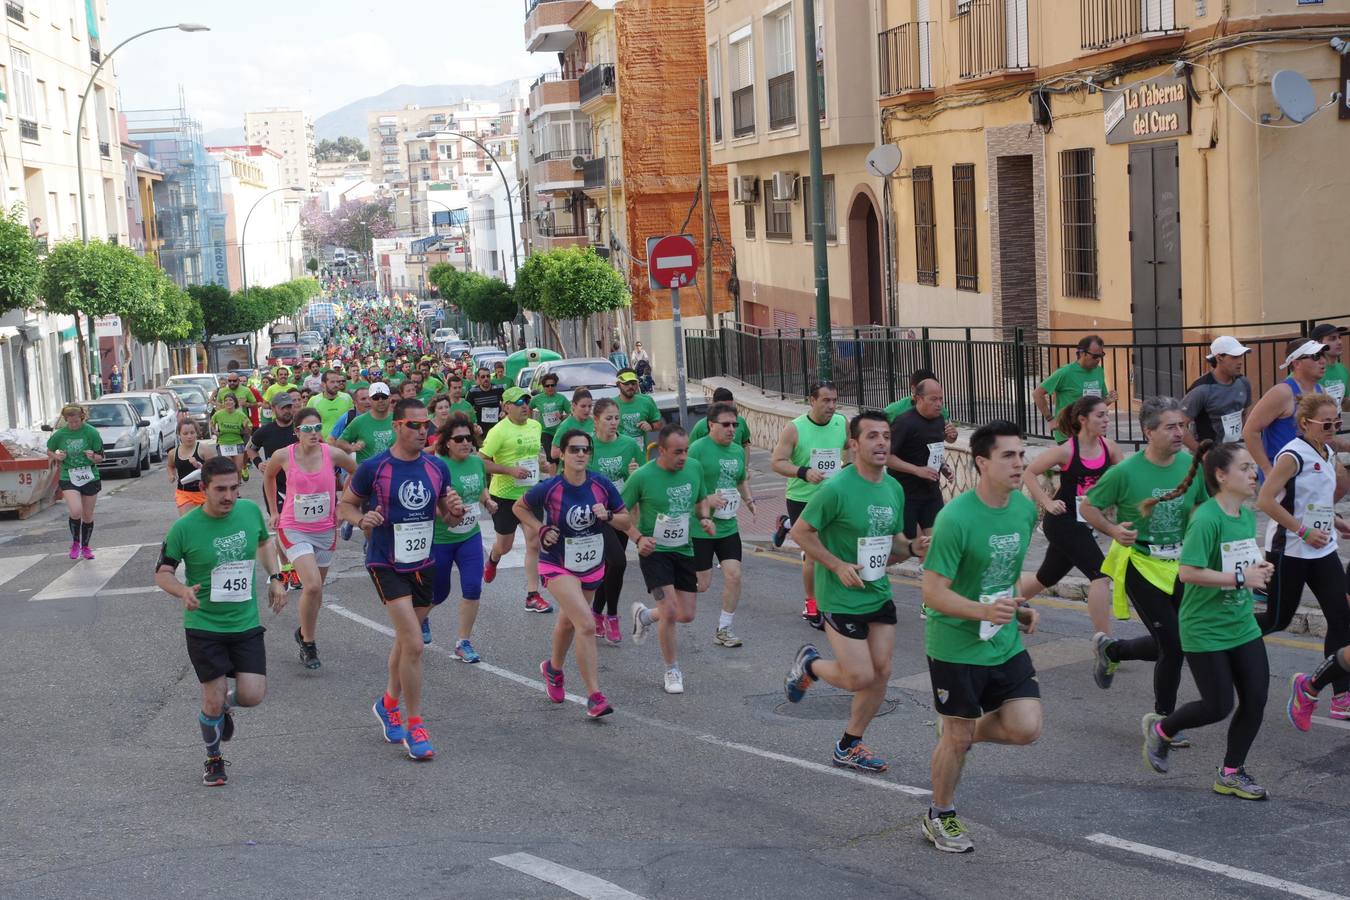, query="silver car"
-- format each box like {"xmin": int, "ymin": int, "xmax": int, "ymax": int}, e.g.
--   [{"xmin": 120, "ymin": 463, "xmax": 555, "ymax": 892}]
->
[
  {"xmin": 115, "ymin": 391, "xmax": 179, "ymax": 462},
  {"xmin": 79, "ymin": 400, "xmax": 151, "ymax": 477}
]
